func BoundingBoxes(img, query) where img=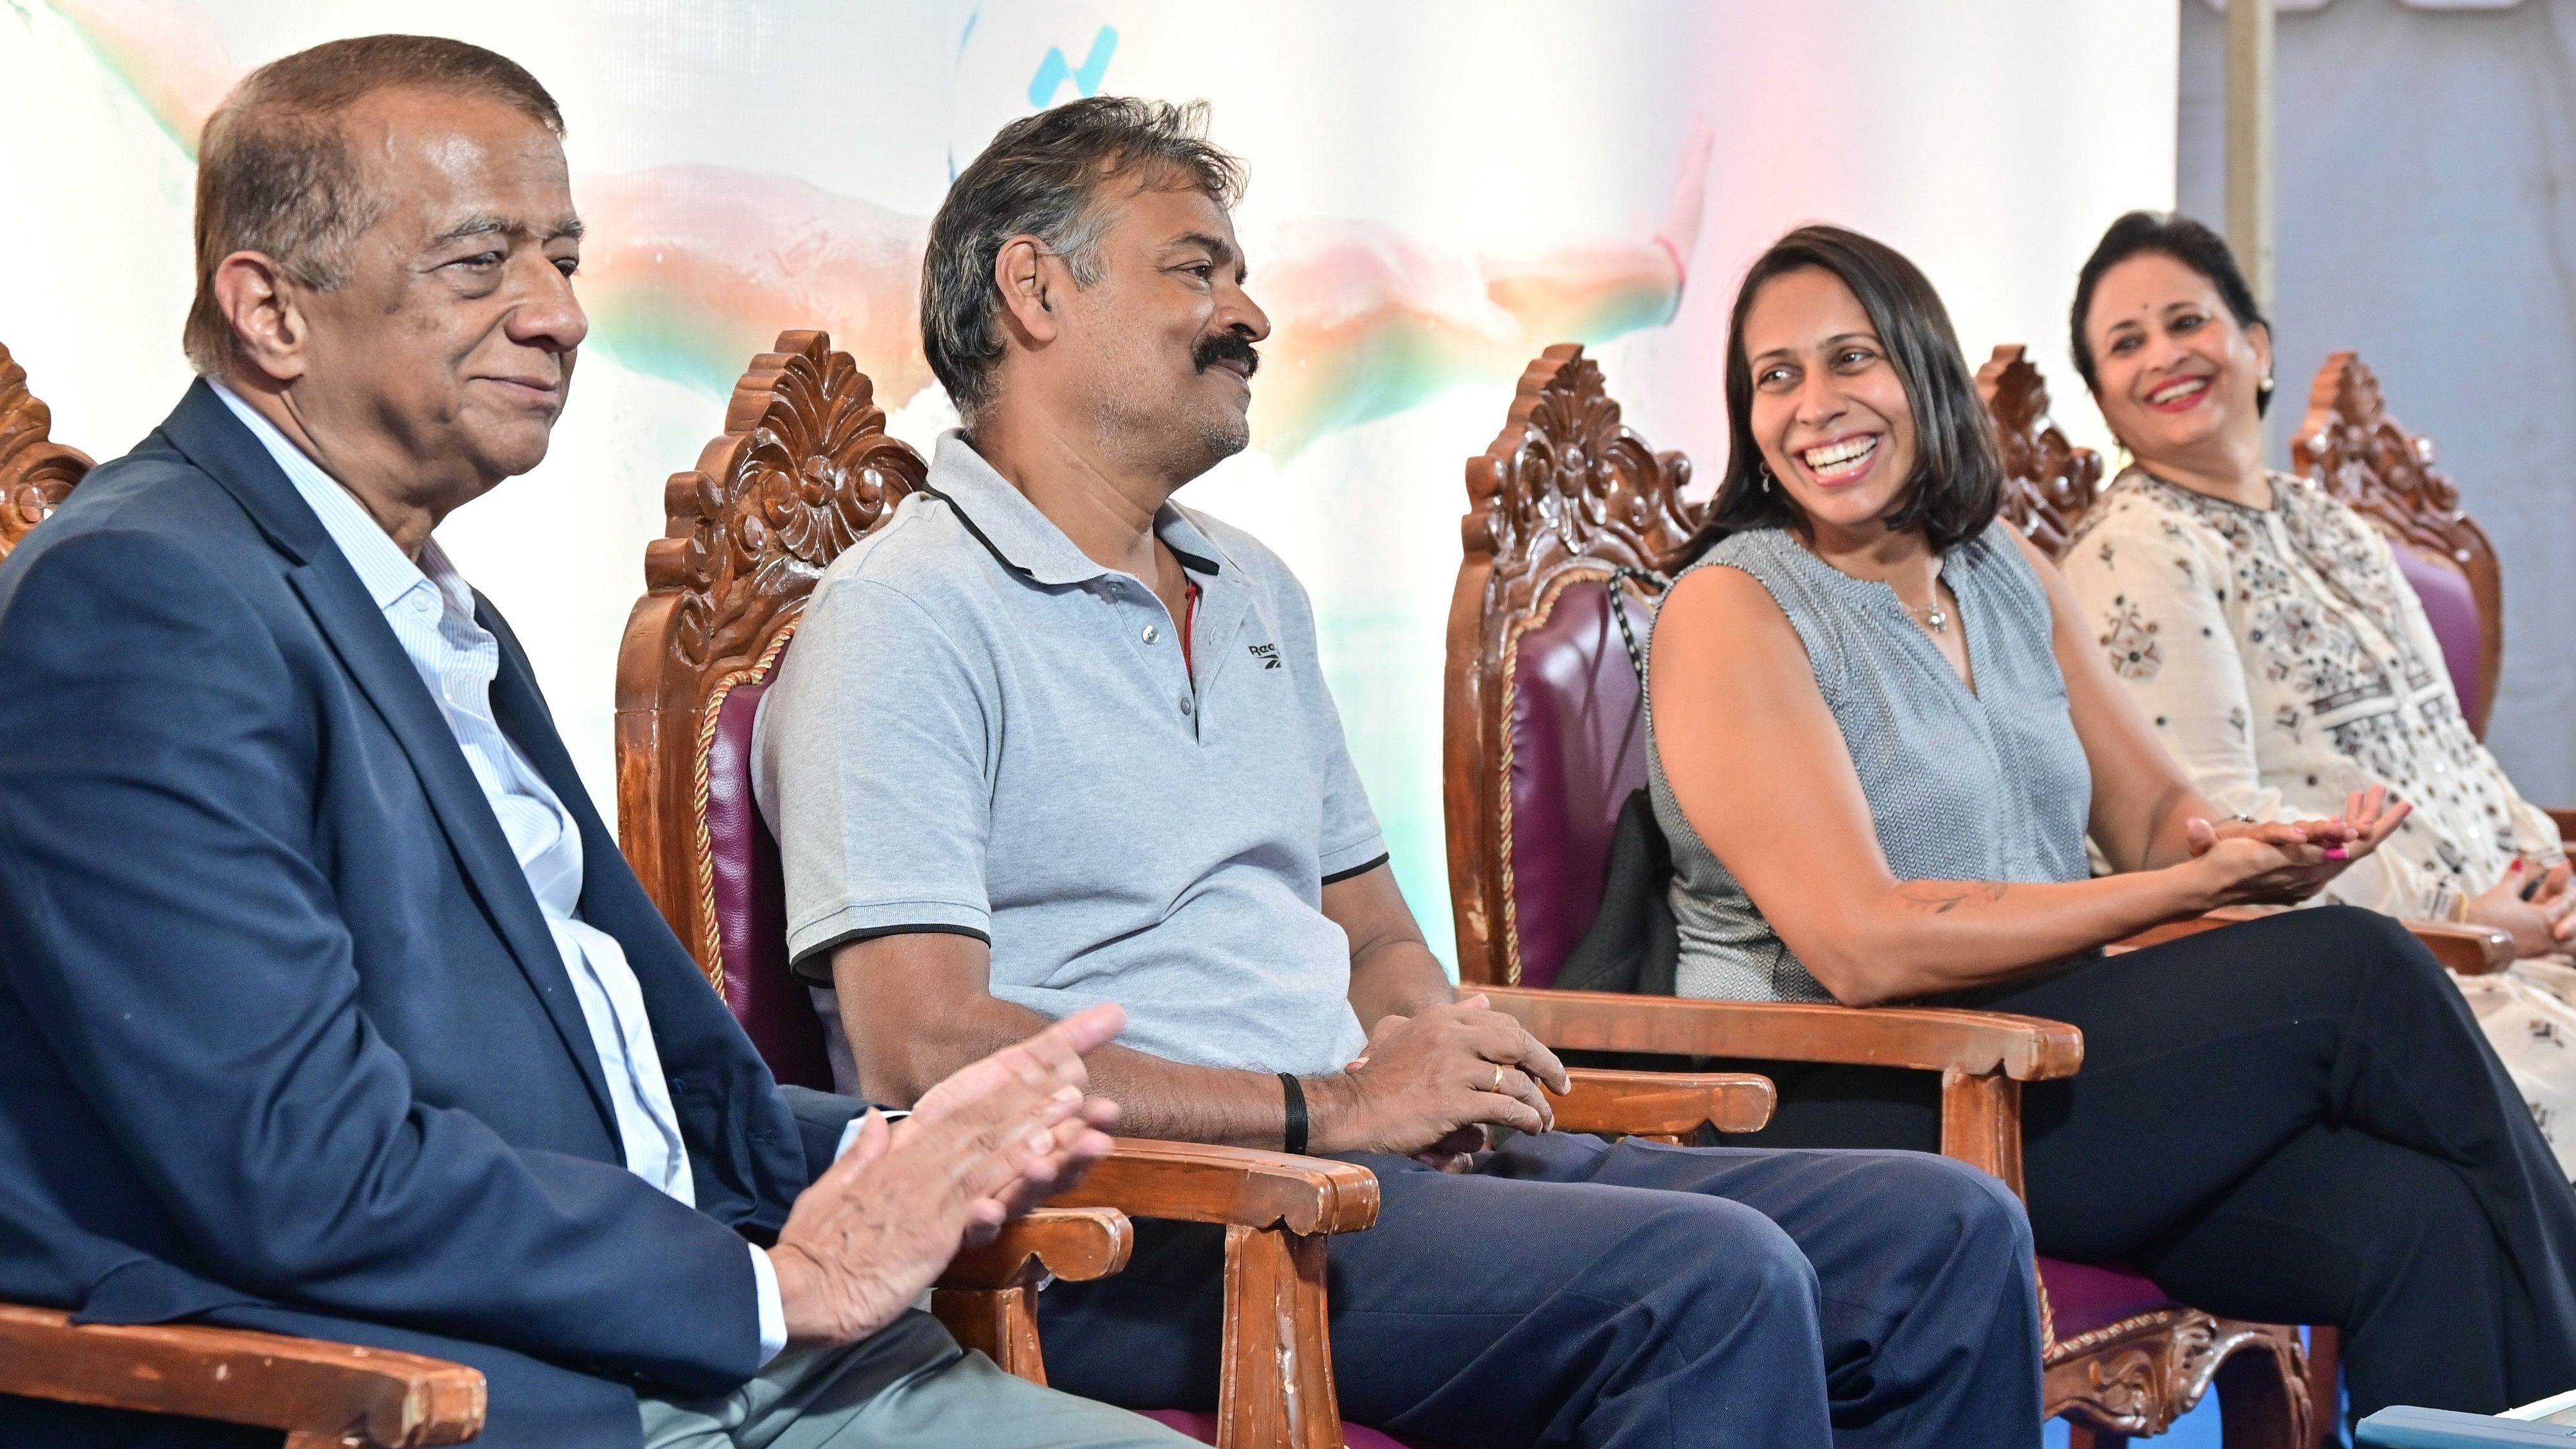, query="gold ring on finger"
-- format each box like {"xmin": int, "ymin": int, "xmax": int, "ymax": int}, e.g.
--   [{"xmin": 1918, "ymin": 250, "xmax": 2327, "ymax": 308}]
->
[{"xmin": 1489, "ymin": 1063, "xmax": 1507, "ymax": 1093}]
